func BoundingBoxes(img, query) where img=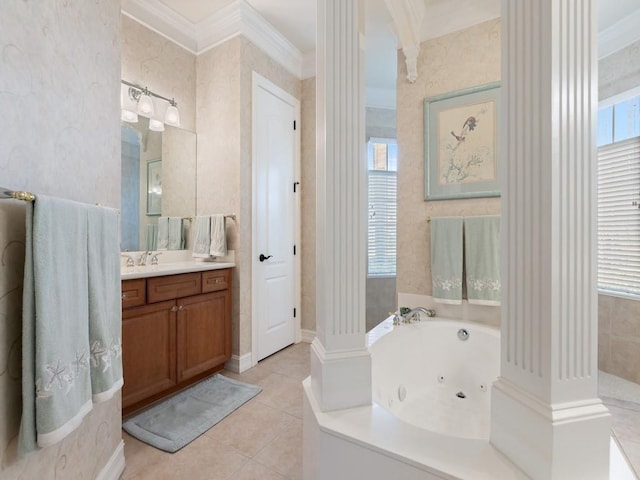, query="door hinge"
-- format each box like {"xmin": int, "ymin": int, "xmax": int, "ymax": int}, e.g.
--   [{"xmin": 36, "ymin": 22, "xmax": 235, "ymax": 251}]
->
[
  {"xmin": 293, "ymin": 308, "xmax": 297, "ymax": 318},
  {"xmin": 293, "ymin": 120, "xmax": 297, "ymax": 130},
  {"xmin": 293, "ymin": 244, "xmax": 296, "ymax": 255},
  {"xmin": 293, "ymin": 181, "xmax": 300, "ymax": 193}
]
